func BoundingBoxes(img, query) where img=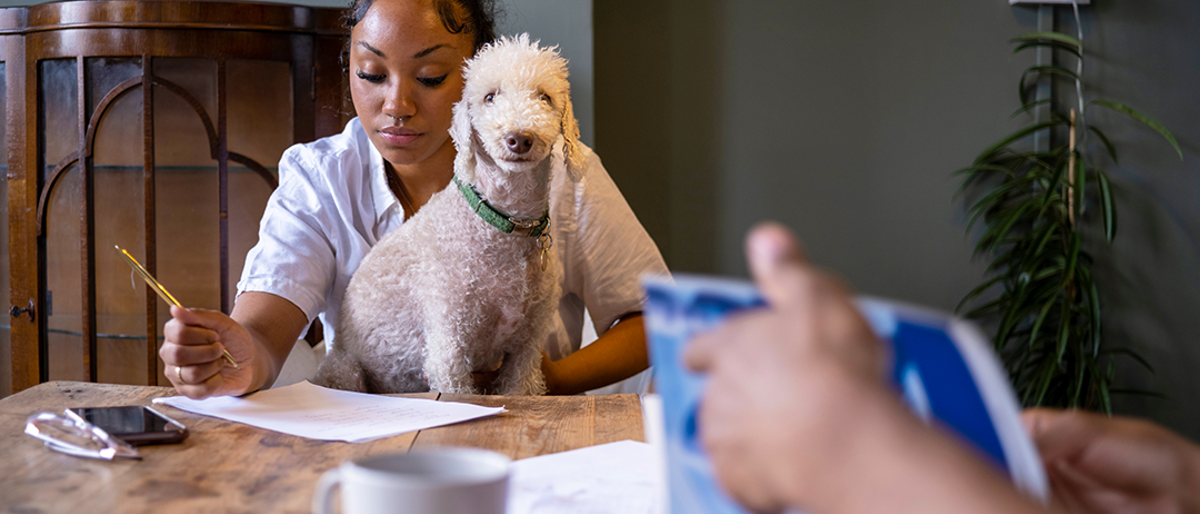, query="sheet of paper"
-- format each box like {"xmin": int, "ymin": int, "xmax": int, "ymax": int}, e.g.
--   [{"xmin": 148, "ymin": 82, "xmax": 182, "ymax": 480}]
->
[
  {"xmin": 507, "ymin": 440, "xmax": 662, "ymax": 514},
  {"xmin": 152, "ymin": 381, "xmax": 505, "ymax": 443}
]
